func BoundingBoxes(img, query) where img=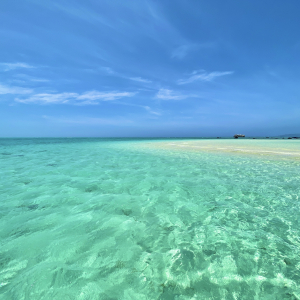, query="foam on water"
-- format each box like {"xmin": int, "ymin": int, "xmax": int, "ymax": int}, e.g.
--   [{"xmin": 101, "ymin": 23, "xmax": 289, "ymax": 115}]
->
[{"xmin": 1, "ymin": 138, "xmax": 300, "ymax": 299}]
